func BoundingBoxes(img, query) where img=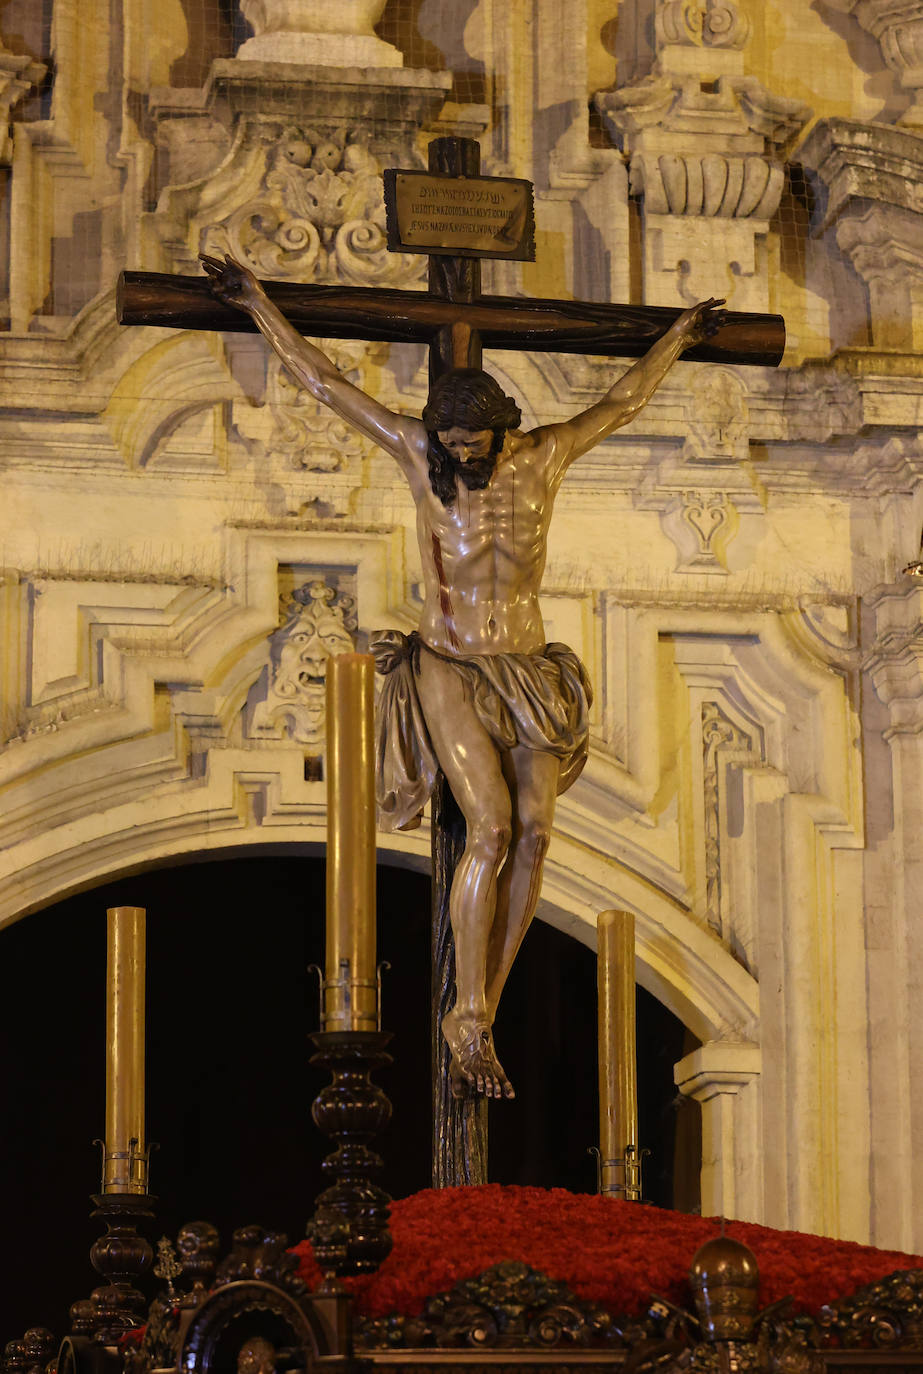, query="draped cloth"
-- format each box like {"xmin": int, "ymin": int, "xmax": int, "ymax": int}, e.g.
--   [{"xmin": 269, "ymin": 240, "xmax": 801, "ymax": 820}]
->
[{"xmin": 370, "ymin": 630, "xmax": 593, "ymax": 833}]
